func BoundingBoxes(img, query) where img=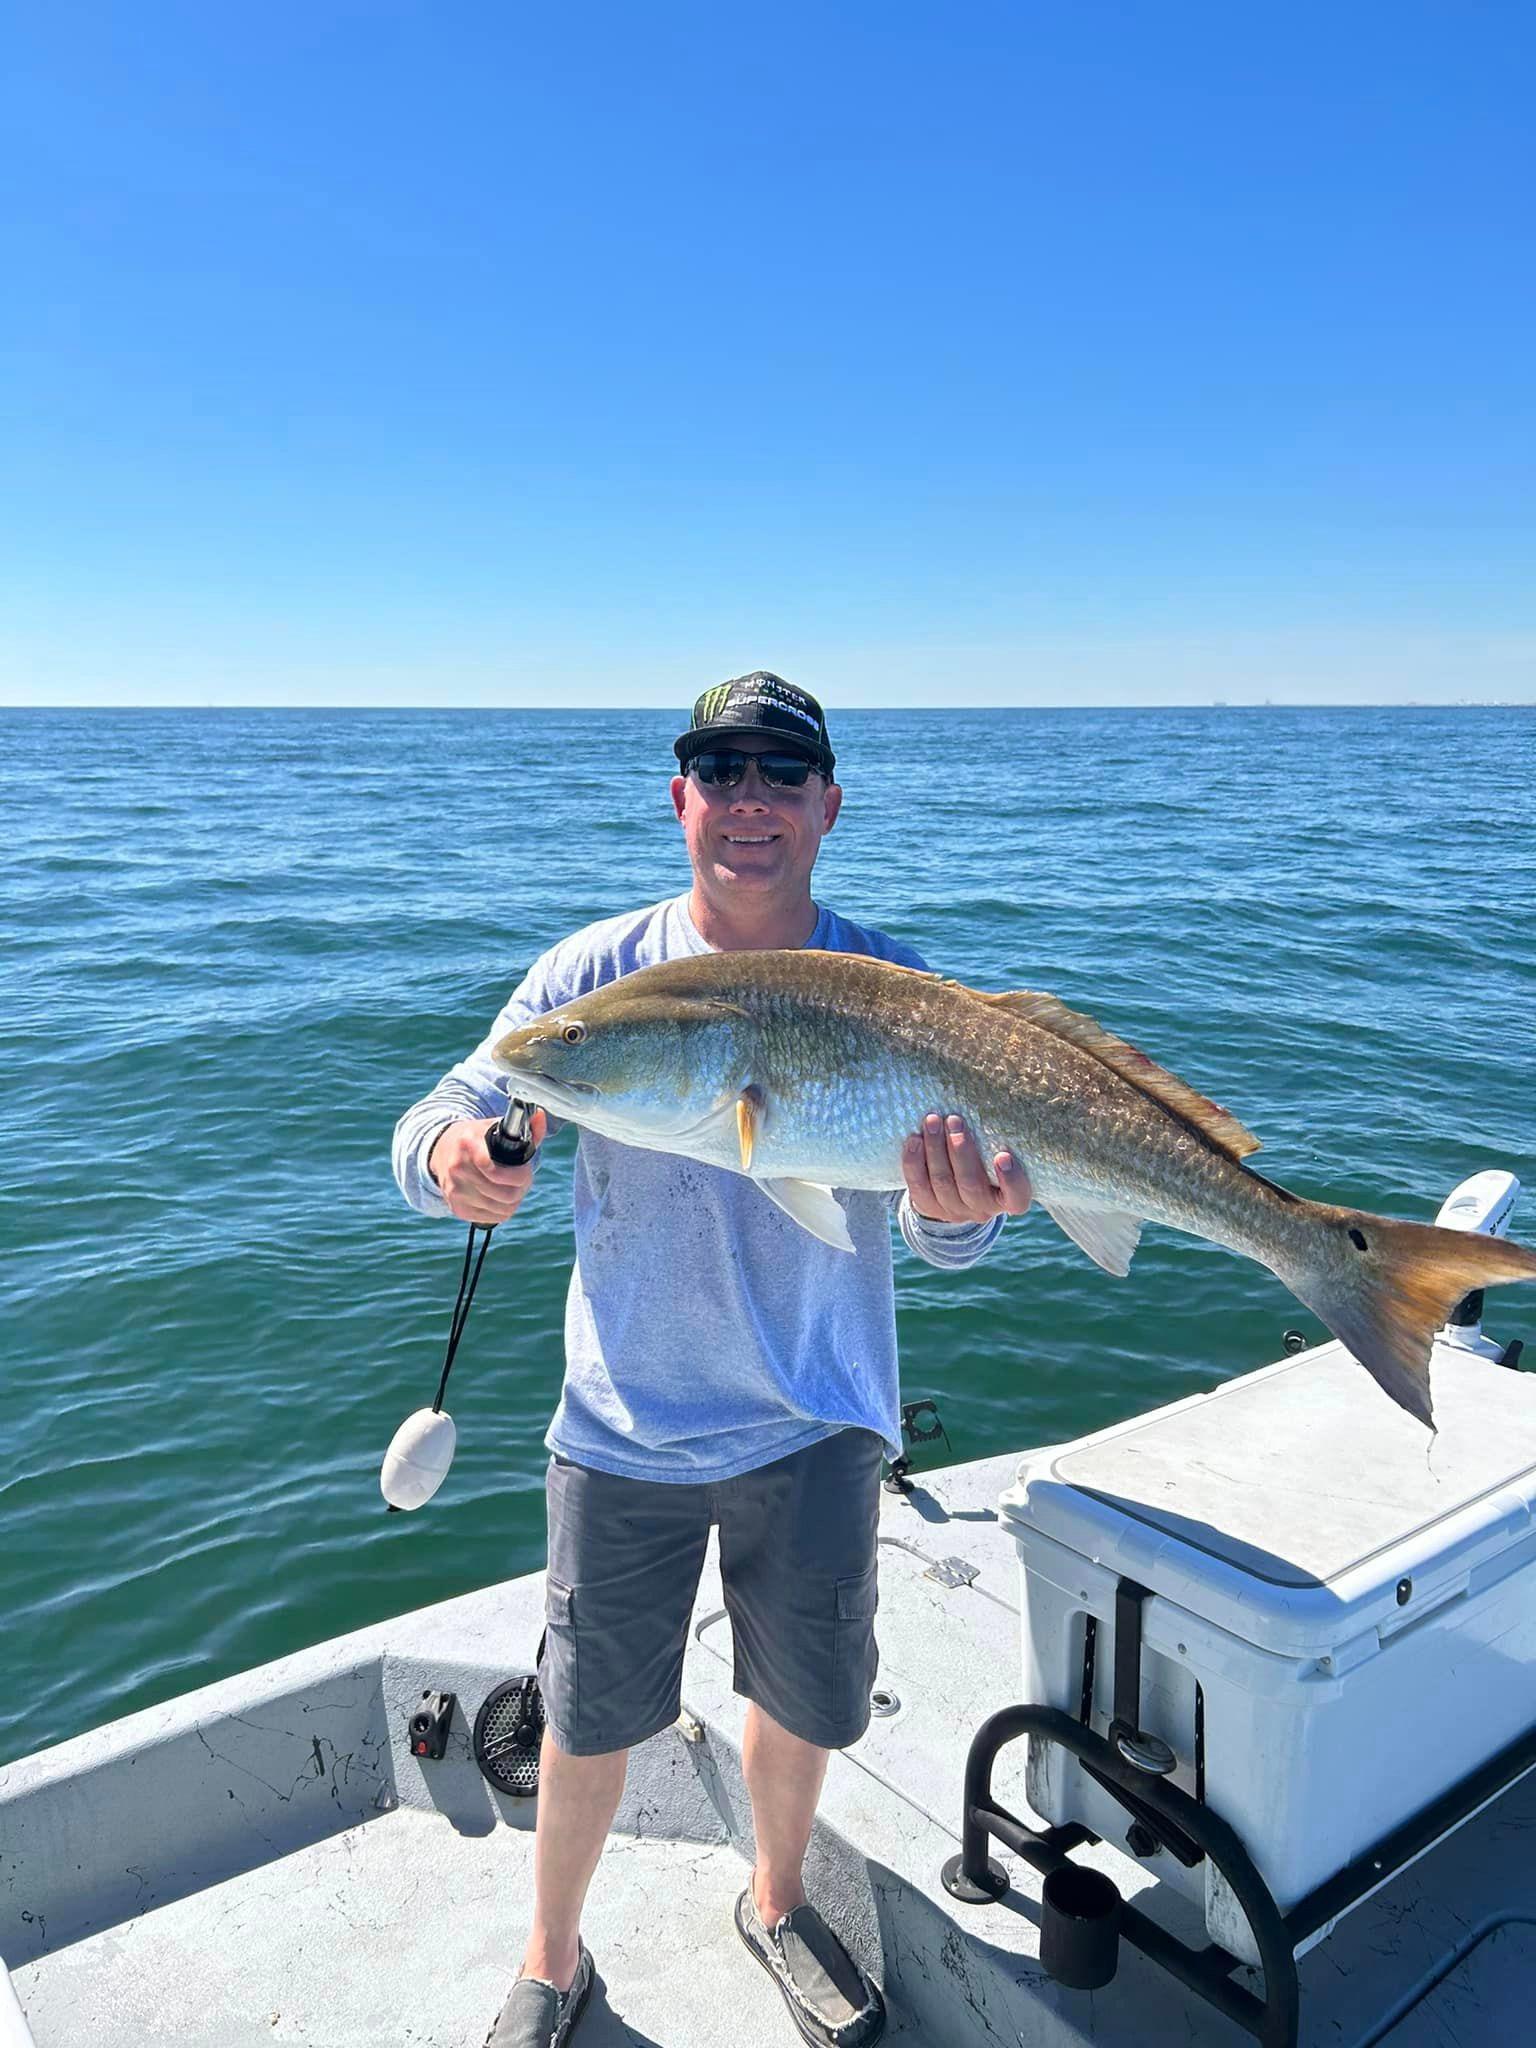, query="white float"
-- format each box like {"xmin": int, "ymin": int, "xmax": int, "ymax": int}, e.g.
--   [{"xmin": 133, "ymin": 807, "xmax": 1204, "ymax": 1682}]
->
[{"xmin": 379, "ymin": 1407, "xmax": 458, "ymax": 1510}]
